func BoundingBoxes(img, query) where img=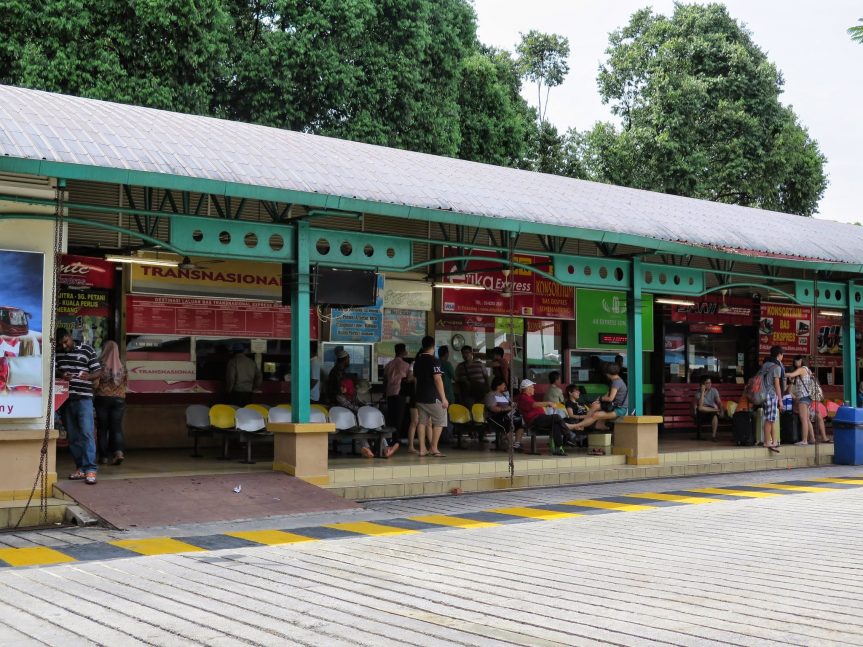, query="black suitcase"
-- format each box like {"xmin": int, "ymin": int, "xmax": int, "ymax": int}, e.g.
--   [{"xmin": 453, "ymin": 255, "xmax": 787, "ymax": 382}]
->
[
  {"xmin": 780, "ymin": 410, "xmax": 801, "ymax": 445},
  {"xmin": 732, "ymin": 411, "xmax": 756, "ymax": 446}
]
